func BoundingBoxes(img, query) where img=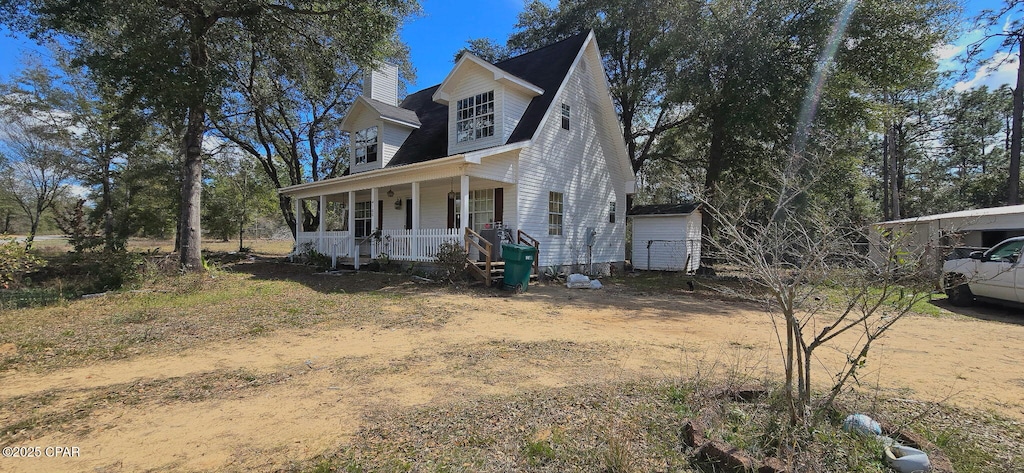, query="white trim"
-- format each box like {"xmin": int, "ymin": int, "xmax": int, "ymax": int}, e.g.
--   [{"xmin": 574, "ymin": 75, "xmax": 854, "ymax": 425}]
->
[
  {"xmin": 280, "ymin": 142, "xmax": 531, "ymax": 198},
  {"xmin": 341, "ymin": 96, "xmax": 420, "ymax": 132},
  {"xmin": 381, "ymin": 116, "xmax": 421, "ymax": 128},
  {"xmin": 463, "ymin": 140, "xmax": 529, "ymax": 162},
  {"xmin": 432, "ymin": 53, "xmax": 543, "ymax": 105},
  {"xmin": 280, "ymin": 154, "xmax": 470, "ymax": 195}
]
